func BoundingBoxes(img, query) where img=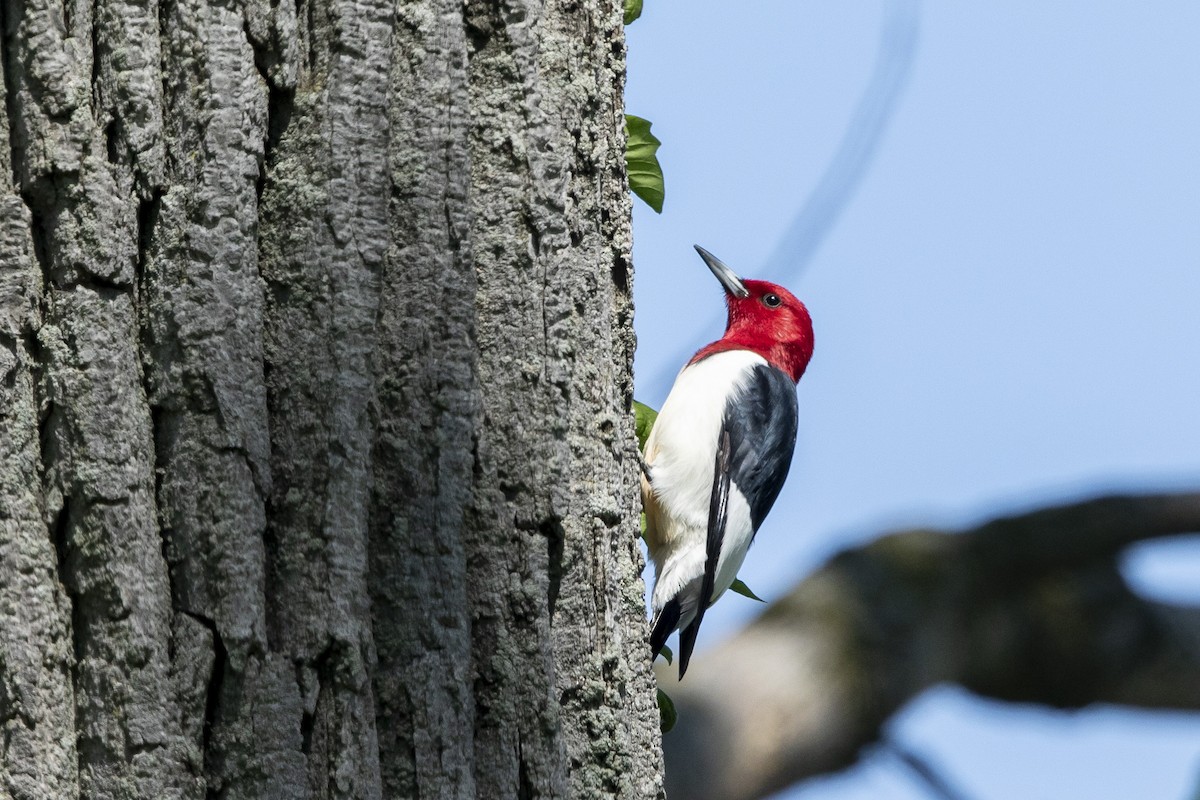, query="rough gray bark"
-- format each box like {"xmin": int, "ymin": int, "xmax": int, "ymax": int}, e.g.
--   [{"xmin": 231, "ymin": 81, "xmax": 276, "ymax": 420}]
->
[
  {"xmin": 662, "ymin": 492, "xmax": 1200, "ymax": 800},
  {"xmin": 0, "ymin": 1, "xmax": 663, "ymax": 798}
]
